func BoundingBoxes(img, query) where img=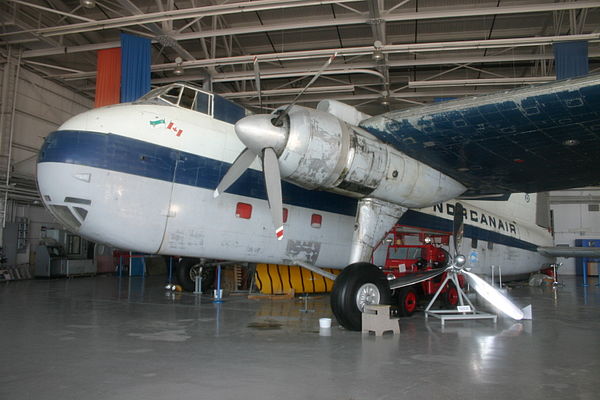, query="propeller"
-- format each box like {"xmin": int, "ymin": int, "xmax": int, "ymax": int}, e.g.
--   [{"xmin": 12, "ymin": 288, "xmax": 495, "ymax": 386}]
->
[
  {"xmin": 390, "ymin": 202, "xmax": 525, "ymax": 320},
  {"xmin": 214, "ymin": 53, "xmax": 338, "ymax": 240},
  {"xmin": 253, "ymin": 56, "xmax": 262, "ymax": 110},
  {"xmin": 450, "ymin": 202, "xmax": 524, "ymax": 320}
]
